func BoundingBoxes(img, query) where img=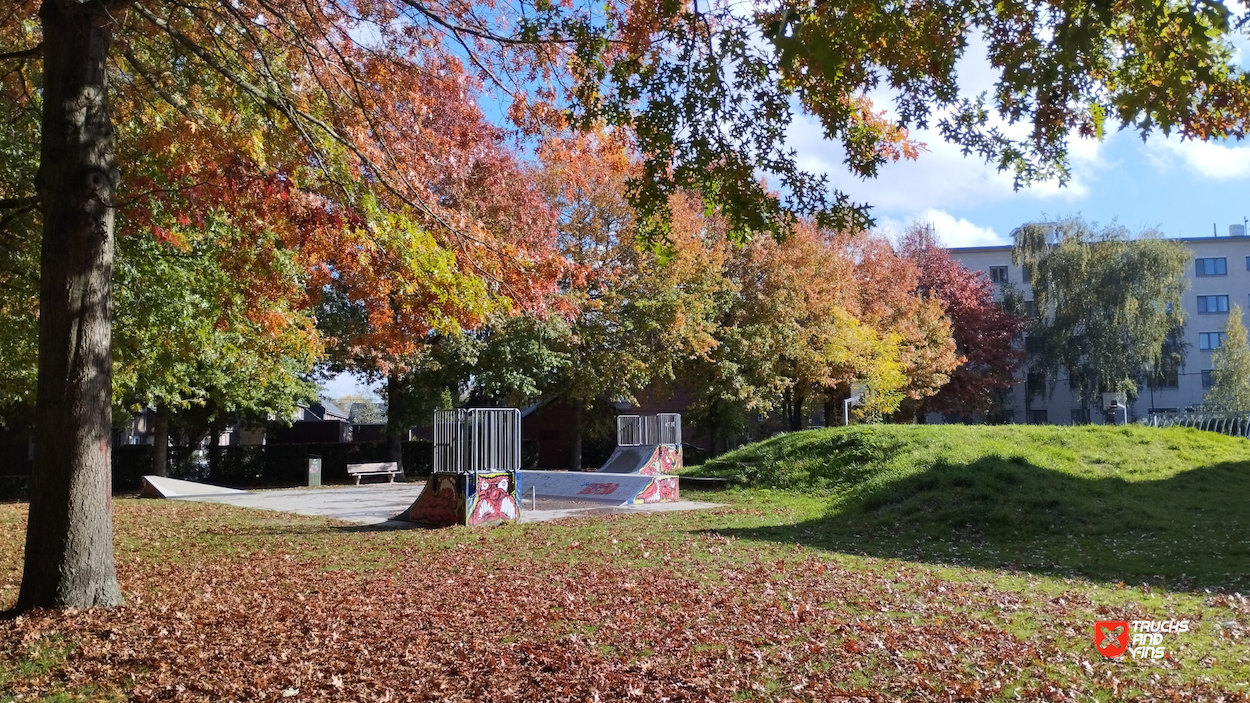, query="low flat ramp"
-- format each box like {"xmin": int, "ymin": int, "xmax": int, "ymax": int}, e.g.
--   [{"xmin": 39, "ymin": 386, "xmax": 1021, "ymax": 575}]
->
[
  {"xmin": 518, "ymin": 470, "xmax": 679, "ymax": 505},
  {"xmin": 141, "ymin": 475, "xmax": 246, "ymax": 499},
  {"xmin": 596, "ymin": 445, "xmax": 657, "ymax": 474}
]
